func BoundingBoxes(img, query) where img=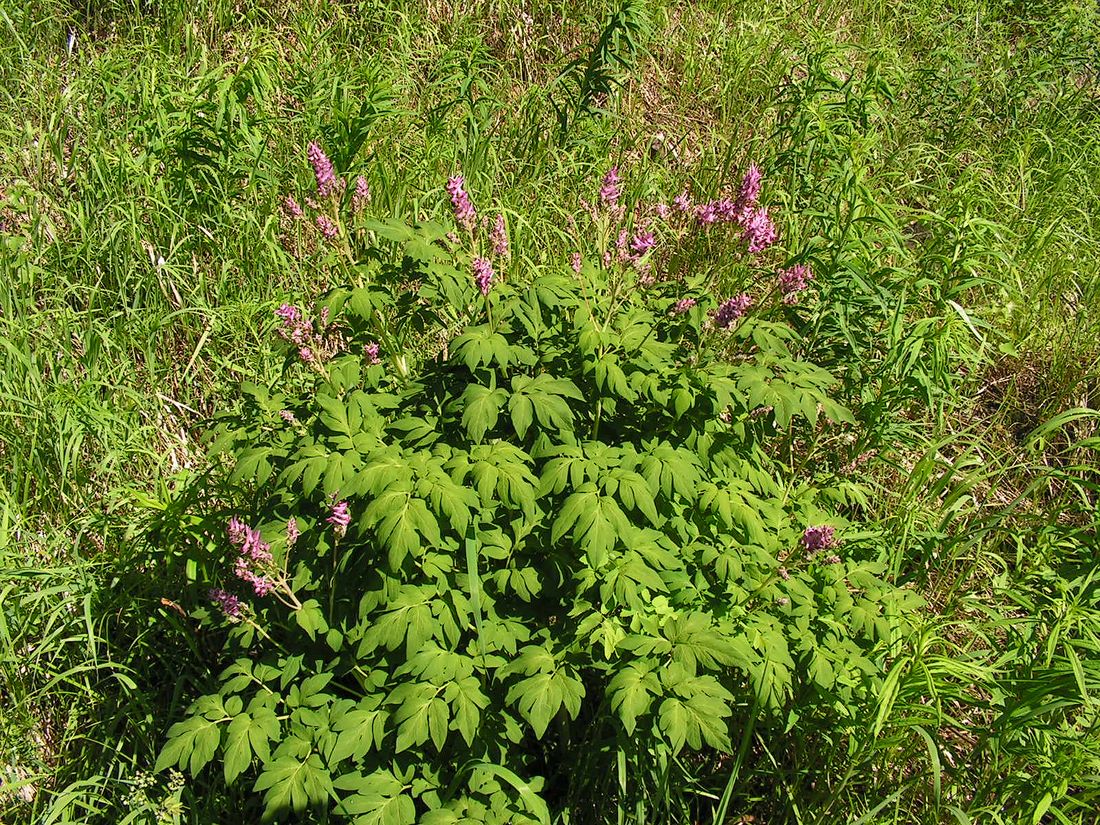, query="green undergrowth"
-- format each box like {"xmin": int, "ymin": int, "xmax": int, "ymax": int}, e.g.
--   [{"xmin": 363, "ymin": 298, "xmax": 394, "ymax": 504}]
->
[{"xmin": 1, "ymin": 0, "xmax": 1098, "ymax": 823}]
